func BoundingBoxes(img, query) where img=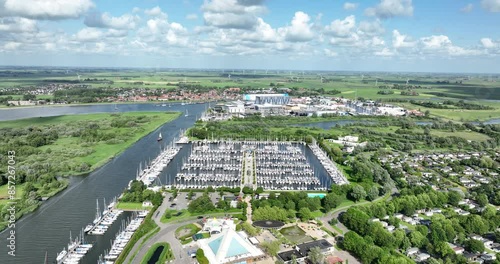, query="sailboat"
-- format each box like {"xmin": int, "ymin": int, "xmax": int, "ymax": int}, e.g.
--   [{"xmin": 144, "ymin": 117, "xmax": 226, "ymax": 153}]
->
[
  {"xmin": 157, "ymin": 132, "xmax": 163, "ymax": 142},
  {"xmin": 185, "ymin": 109, "xmax": 189, "ymax": 117}
]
